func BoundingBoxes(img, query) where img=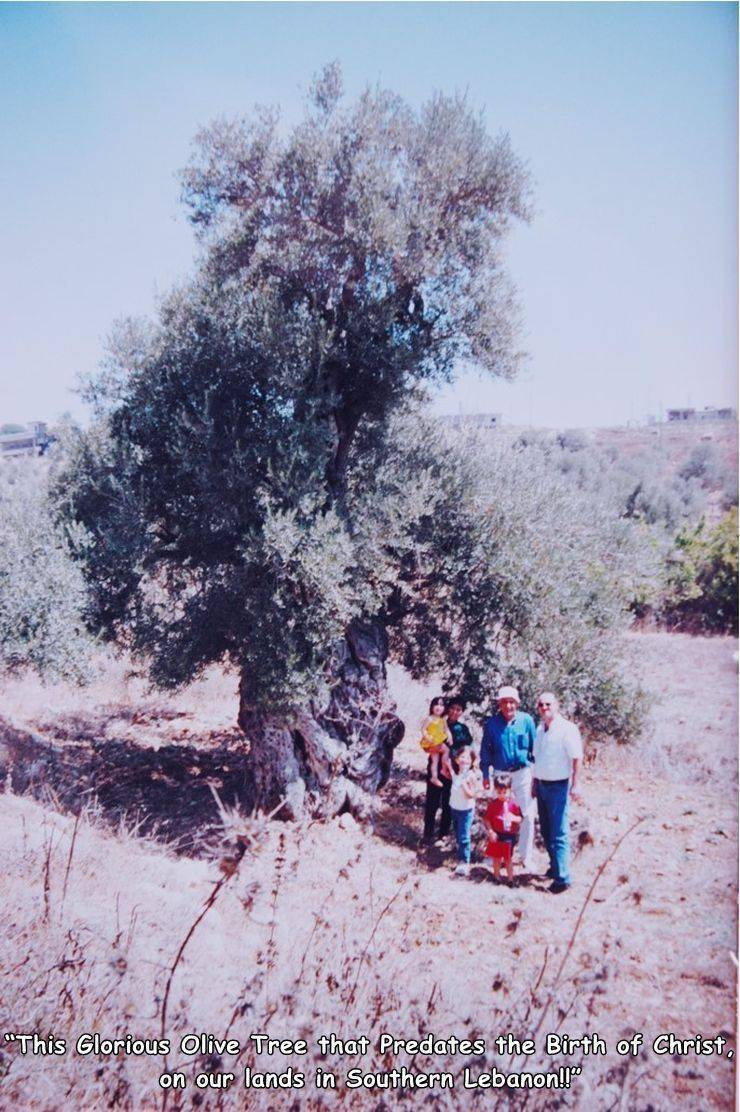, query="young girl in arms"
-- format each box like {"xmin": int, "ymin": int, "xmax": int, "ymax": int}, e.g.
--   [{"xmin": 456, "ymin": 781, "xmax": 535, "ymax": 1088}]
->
[{"xmin": 419, "ymin": 696, "xmax": 452, "ymax": 787}]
